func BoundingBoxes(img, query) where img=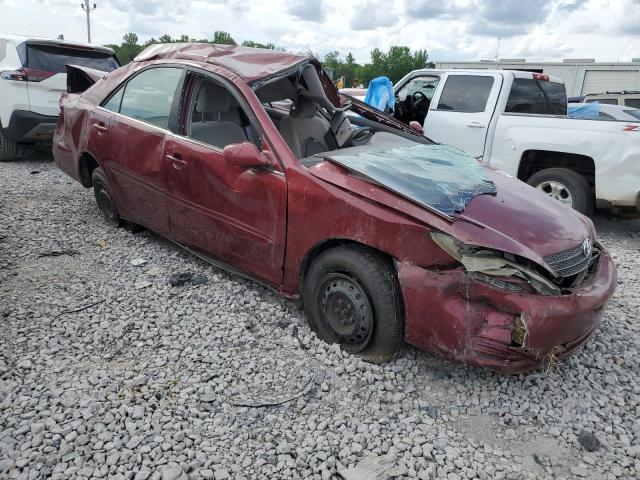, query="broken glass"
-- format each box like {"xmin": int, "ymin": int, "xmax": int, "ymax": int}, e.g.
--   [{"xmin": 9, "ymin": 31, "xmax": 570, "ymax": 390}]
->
[{"xmin": 326, "ymin": 143, "xmax": 497, "ymax": 216}]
